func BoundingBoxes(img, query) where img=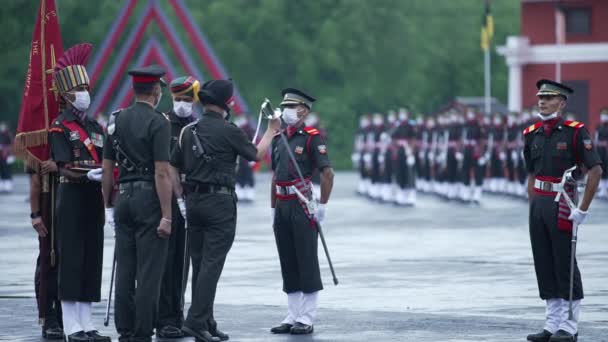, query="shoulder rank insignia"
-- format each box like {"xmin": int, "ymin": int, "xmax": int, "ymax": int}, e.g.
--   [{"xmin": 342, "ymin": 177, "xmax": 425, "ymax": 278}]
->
[
  {"xmin": 523, "ymin": 122, "xmax": 542, "ymax": 135},
  {"xmin": 564, "ymin": 120, "xmax": 584, "ymax": 129},
  {"xmin": 303, "ymin": 127, "xmax": 320, "ymax": 136}
]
